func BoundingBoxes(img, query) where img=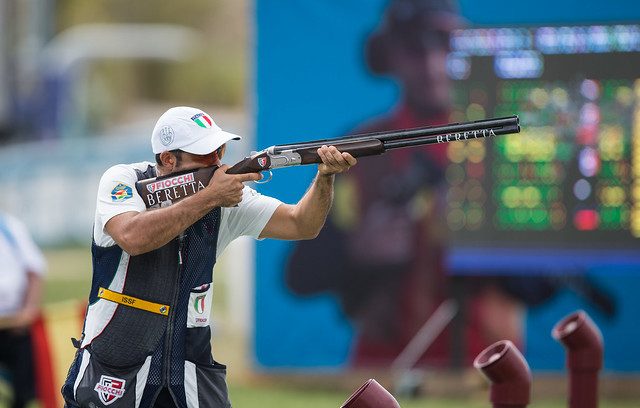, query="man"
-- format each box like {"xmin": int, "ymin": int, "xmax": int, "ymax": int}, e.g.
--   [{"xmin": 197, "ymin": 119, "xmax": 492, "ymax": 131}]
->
[
  {"xmin": 0, "ymin": 212, "xmax": 46, "ymax": 408},
  {"xmin": 62, "ymin": 106, "xmax": 356, "ymax": 407}
]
